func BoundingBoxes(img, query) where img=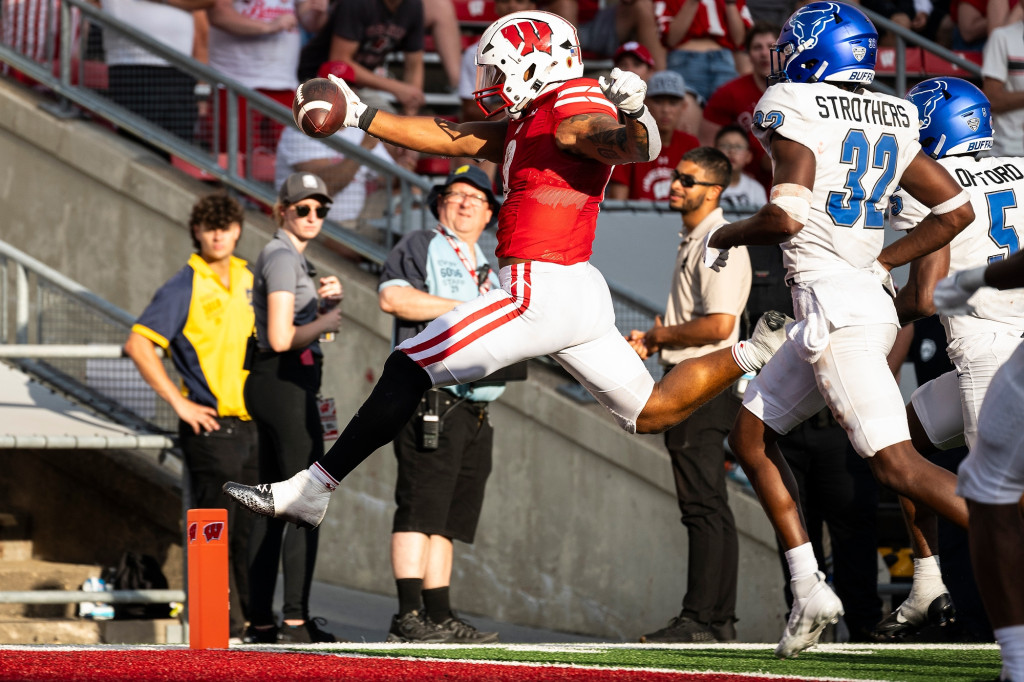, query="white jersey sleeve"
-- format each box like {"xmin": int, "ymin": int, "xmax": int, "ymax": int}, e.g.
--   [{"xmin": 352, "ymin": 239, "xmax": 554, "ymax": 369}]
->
[{"xmin": 753, "ymin": 83, "xmax": 922, "ymax": 284}]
